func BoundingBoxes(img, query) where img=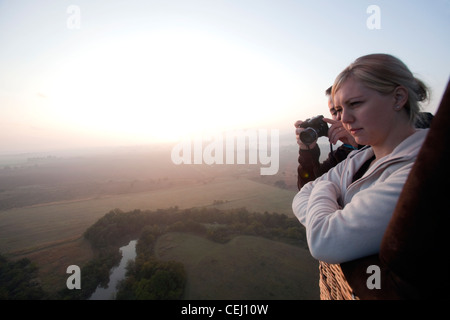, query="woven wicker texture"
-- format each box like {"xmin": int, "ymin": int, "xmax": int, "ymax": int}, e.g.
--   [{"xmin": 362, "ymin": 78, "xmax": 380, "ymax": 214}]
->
[{"xmin": 319, "ymin": 261, "xmax": 359, "ymax": 300}]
